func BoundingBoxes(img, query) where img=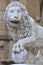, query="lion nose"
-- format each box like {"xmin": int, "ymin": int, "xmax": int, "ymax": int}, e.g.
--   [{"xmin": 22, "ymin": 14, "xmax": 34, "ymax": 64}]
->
[{"xmin": 14, "ymin": 16, "xmax": 18, "ymax": 18}]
